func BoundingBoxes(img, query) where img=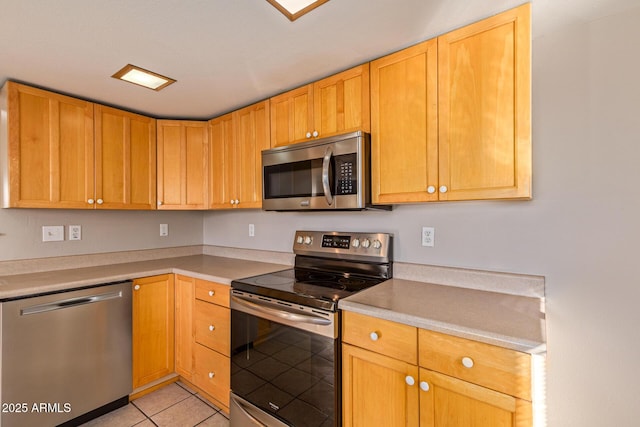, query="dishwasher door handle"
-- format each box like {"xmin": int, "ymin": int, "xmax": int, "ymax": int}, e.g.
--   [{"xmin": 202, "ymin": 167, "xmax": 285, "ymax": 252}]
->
[{"xmin": 20, "ymin": 290, "xmax": 124, "ymax": 316}]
